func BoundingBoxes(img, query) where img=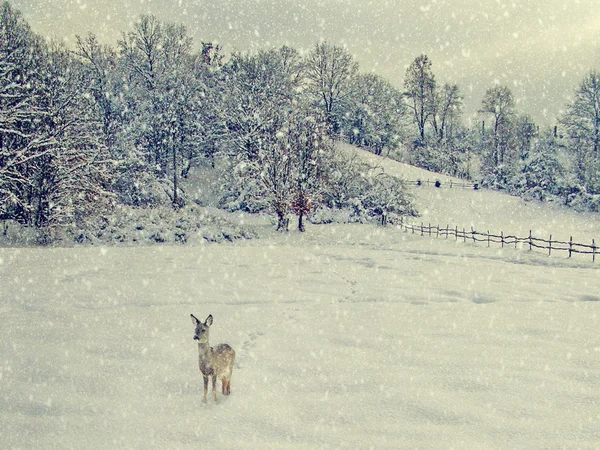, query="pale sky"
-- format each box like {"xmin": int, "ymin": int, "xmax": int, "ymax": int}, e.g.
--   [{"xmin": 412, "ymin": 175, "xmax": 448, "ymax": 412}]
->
[{"xmin": 12, "ymin": 0, "xmax": 600, "ymax": 126}]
